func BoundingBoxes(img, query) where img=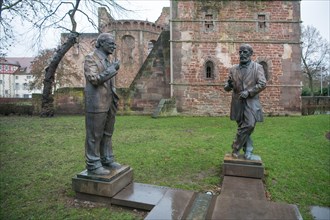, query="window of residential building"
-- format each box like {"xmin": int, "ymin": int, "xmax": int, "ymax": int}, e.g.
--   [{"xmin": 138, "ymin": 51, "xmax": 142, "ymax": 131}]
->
[
  {"xmin": 5, "ymin": 90, "xmax": 8, "ymax": 94},
  {"xmin": 16, "ymin": 76, "xmax": 19, "ymax": 80},
  {"xmin": 0, "ymin": 80, "xmax": 2, "ymax": 84},
  {"xmin": 23, "ymin": 83, "xmax": 28, "ymax": 90},
  {"xmin": 205, "ymin": 61, "xmax": 214, "ymax": 79},
  {"xmin": 15, "ymin": 83, "xmax": 20, "ymax": 90},
  {"xmin": 23, "ymin": 94, "xmax": 30, "ymax": 98},
  {"xmin": 27, "ymin": 75, "xmax": 31, "ymax": 79},
  {"xmin": 16, "ymin": 94, "xmax": 20, "ymax": 98}
]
